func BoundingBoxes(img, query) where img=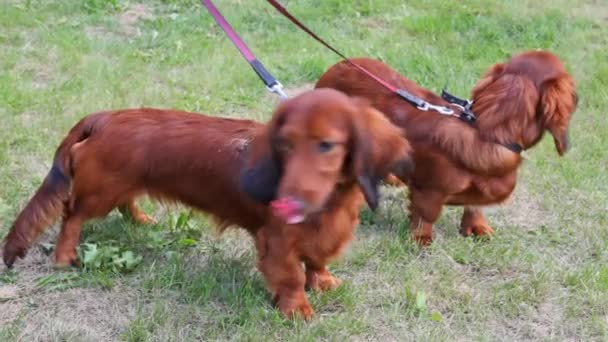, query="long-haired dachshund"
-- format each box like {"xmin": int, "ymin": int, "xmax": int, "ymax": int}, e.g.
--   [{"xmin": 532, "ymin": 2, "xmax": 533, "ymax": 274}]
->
[
  {"xmin": 2, "ymin": 88, "xmax": 413, "ymax": 319},
  {"xmin": 316, "ymin": 50, "xmax": 577, "ymax": 245}
]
